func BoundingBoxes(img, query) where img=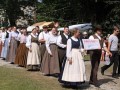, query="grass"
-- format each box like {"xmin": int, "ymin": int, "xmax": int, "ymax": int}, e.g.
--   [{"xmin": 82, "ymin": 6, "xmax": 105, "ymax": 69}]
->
[{"xmin": 0, "ymin": 66, "xmax": 70, "ymax": 90}]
